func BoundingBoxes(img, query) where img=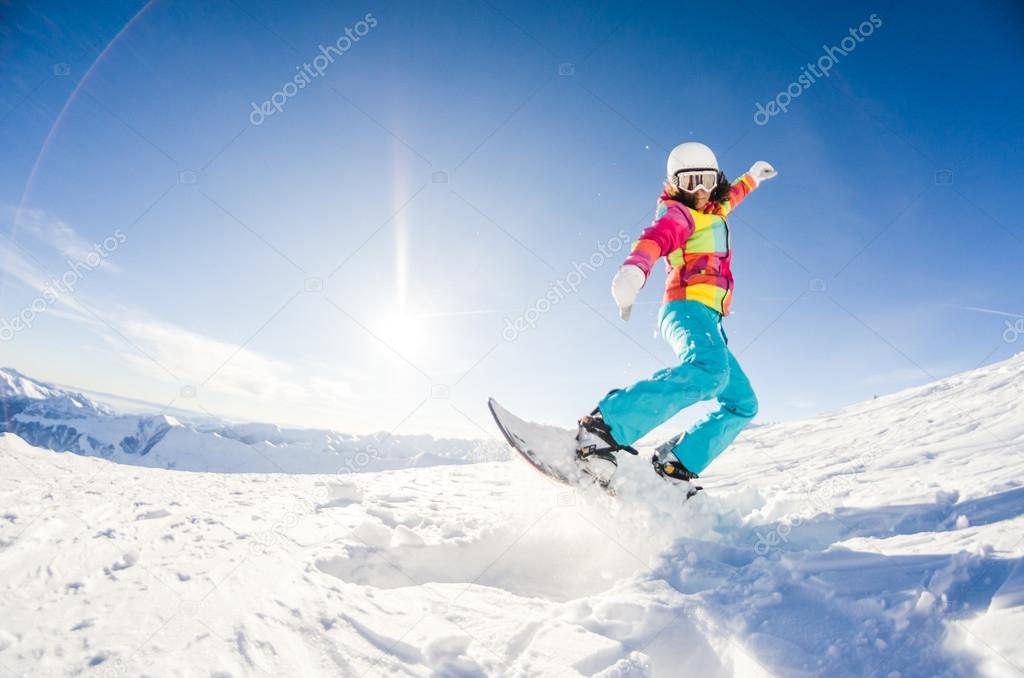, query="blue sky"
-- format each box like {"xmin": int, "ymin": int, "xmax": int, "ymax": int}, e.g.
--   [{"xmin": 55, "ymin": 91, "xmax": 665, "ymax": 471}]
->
[{"xmin": 1, "ymin": 0, "xmax": 1022, "ymax": 440}]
